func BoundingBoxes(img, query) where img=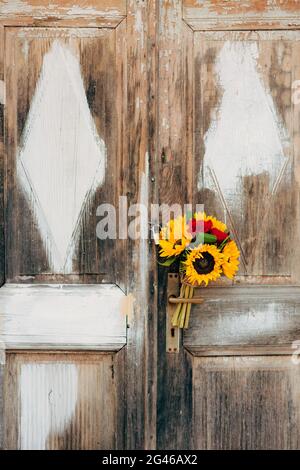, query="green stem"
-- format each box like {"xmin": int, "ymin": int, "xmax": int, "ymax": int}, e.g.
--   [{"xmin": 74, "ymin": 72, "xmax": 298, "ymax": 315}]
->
[
  {"xmin": 171, "ymin": 283, "xmax": 185, "ymax": 327},
  {"xmin": 184, "ymin": 286, "xmax": 194, "ymax": 329},
  {"xmin": 179, "ymin": 285, "xmax": 189, "ymax": 328}
]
